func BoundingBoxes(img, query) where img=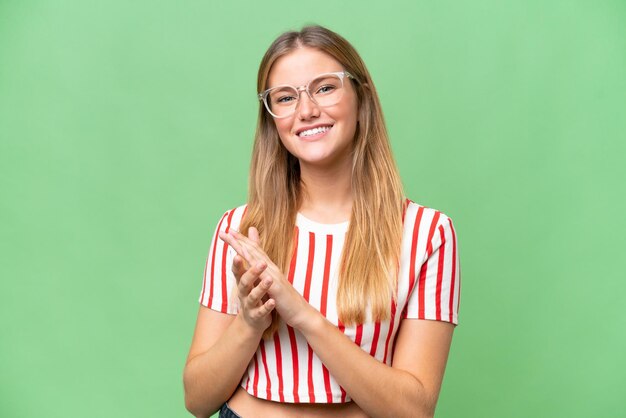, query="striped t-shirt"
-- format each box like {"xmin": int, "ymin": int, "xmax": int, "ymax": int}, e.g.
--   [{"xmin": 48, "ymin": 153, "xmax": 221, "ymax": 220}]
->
[{"xmin": 198, "ymin": 200, "xmax": 461, "ymax": 404}]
